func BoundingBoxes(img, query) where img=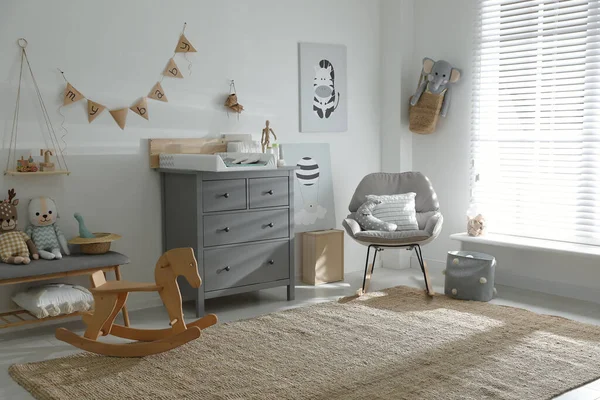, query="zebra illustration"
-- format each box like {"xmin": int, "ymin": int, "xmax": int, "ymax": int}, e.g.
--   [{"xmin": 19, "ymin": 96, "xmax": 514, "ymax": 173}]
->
[{"xmin": 313, "ymin": 59, "xmax": 340, "ymax": 119}]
